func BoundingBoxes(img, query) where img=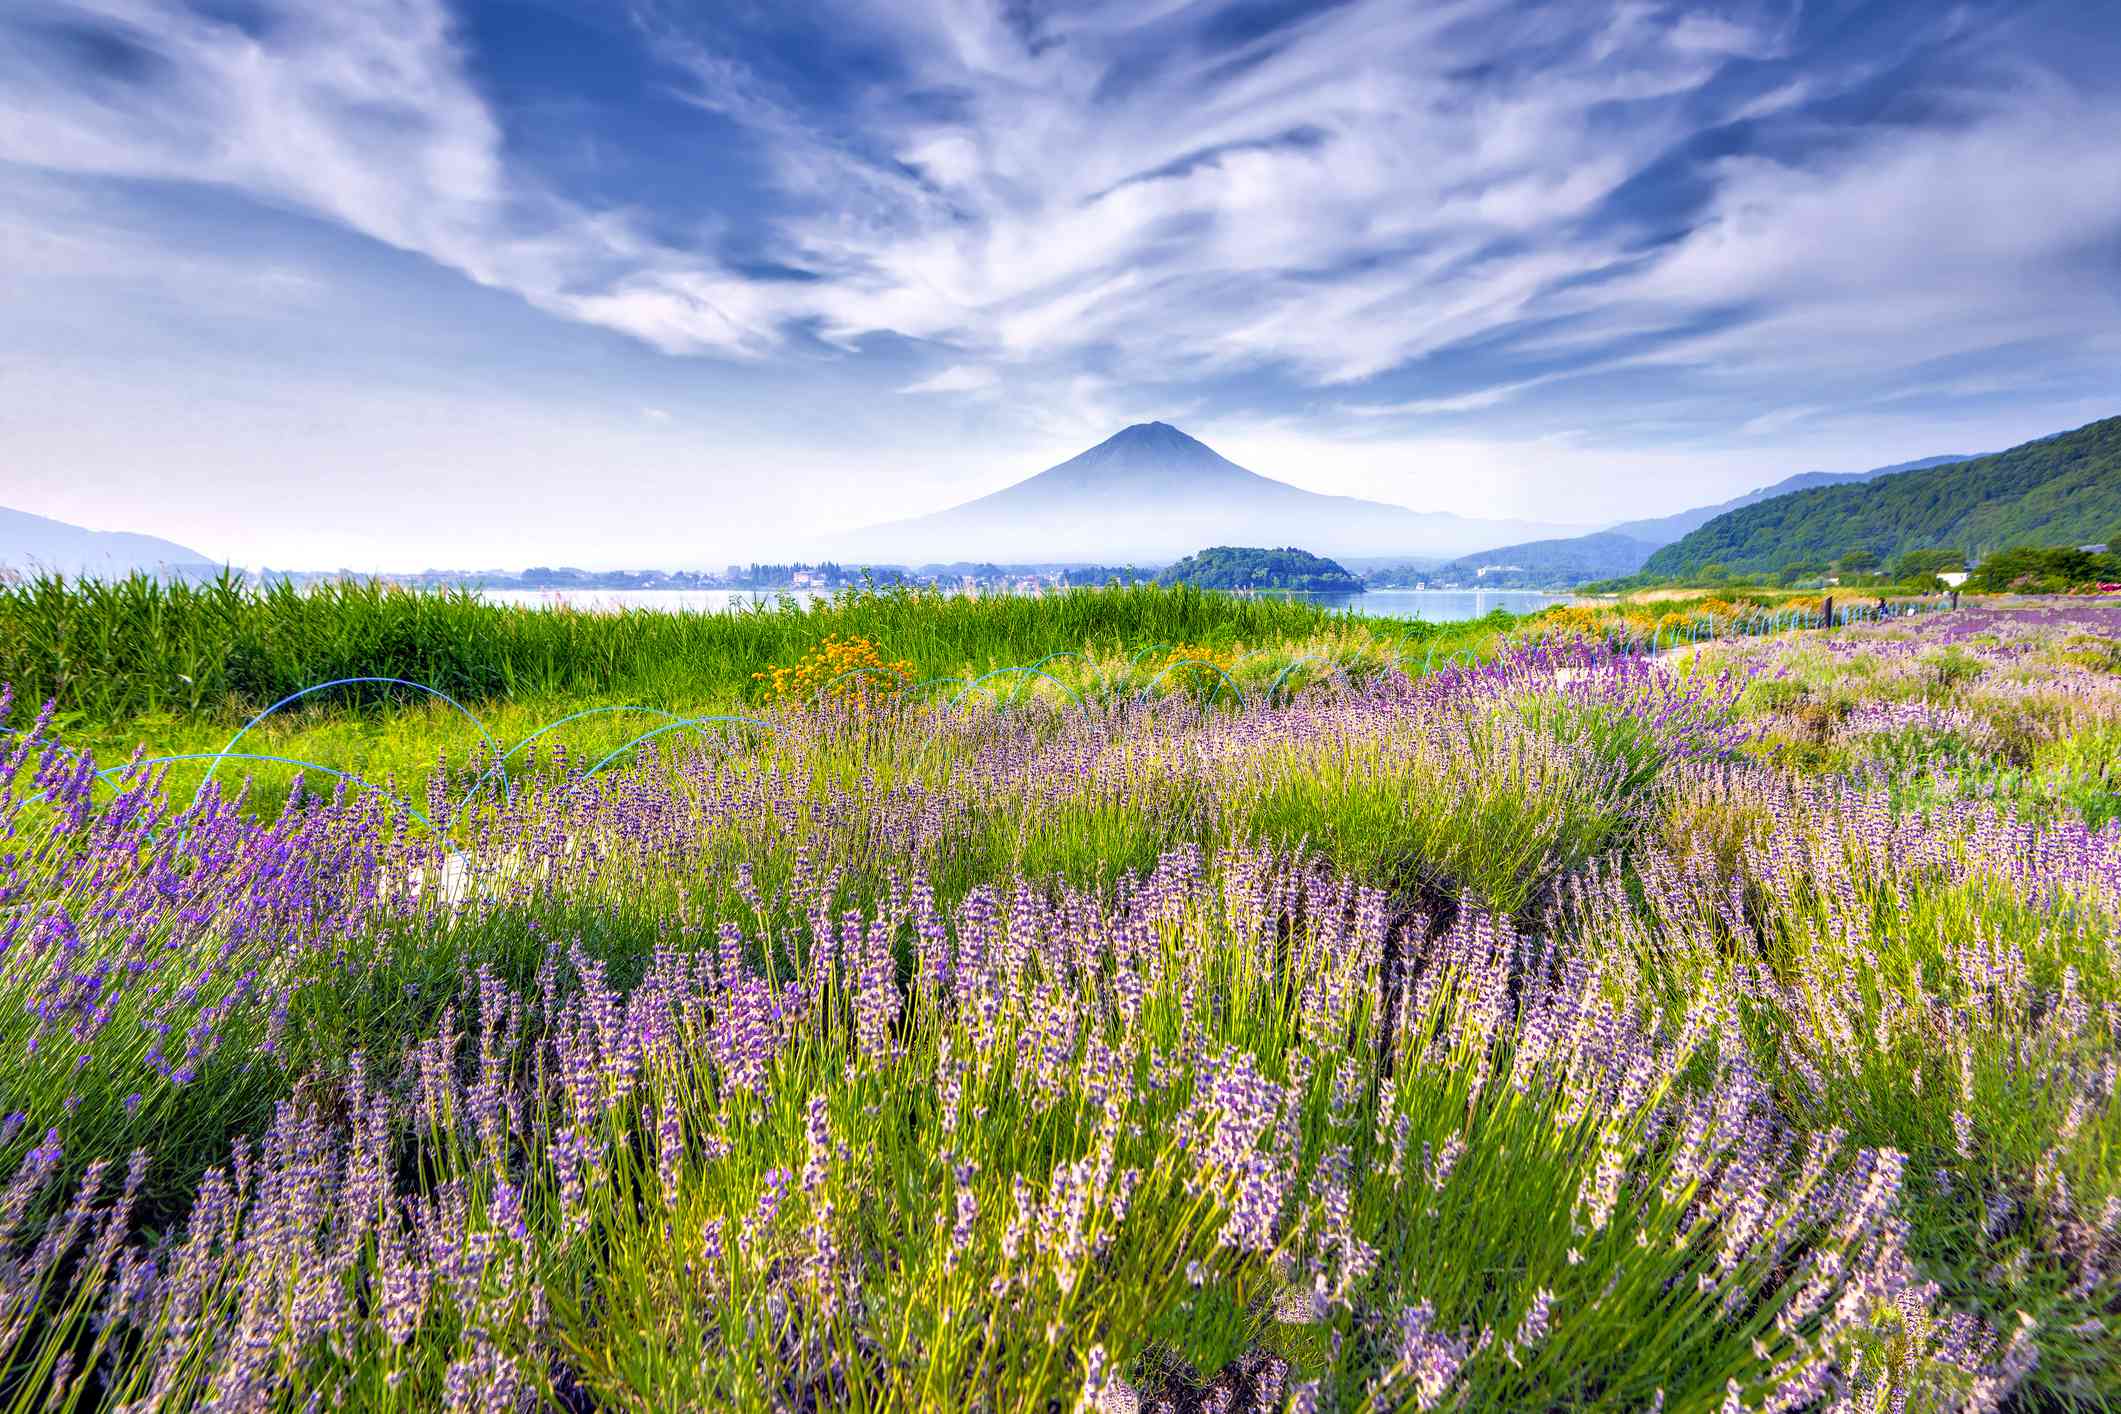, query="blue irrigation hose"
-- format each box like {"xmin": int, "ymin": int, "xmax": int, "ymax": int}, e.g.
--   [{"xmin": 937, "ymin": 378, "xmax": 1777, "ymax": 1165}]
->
[
  {"xmin": 906, "ymin": 675, "xmax": 974, "ymax": 700},
  {"xmin": 1137, "ymin": 658, "xmax": 1245, "ymax": 710},
  {"xmin": 1263, "ymin": 654, "xmax": 1329, "ymax": 704},
  {"xmin": 1014, "ymin": 650, "xmax": 1093, "ymax": 698},
  {"xmin": 459, "ymin": 704, "xmax": 695, "ymax": 814},
  {"xmin": 100, "ymin": 751, "xmax": 435, "ymax": 831},
  {"xmin": 1127, "ymin": 643, "xmax": 1173, "ymax": 671},
  {"xmin": 200, "ymin": 677, "xmax": 508, "ymax": 810},
  {"xmin": 583, "ymin": 716, "xmax": 777, "ymax": 777},
  {"xmin": 951, "ymin": 666, "xmax": 1084, "ymax": 710}
]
